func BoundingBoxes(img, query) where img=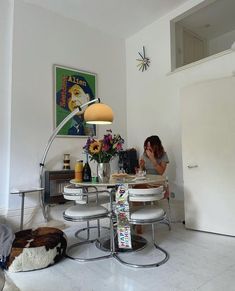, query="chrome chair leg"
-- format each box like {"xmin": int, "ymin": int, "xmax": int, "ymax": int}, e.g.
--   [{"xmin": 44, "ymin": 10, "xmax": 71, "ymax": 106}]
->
[
  {"xmin": 151, "ymin": 223, "xmax": 155, "ymax": 242},
  {"xmin": 75, "ymin": 220, "xmax": 110, "ymax": 241},
  {"xmin": 159, "ymin": 215, "xmax": 171, "ymax": 230},
  {"xmin": 73, "ymin": 188, "xmax": 111, "ymax": 241},
  {"xmin": 114, "ymin": 221, "xmax": 169, "ymax": 268},
  {"xmin": 66, "ymin": 239, "xmax": 112, "ymax": 262},
  {"xmin": 114, "ymin": 243, "xmax": 169, "ymax": 268},
  {"xmin": 64, "ymin": 201, "xmax": 112, "ymax": 262},
  {"xmin": 110, "ymin": 213, "xmax": 116, "ymax": 253},
  {"xmin": 167, "ymin": 197, "xmax": 172, "ymax": 222},
  {"xmin": 66, "ymin": 217, "xmax": 113, "ymax": 262},
  {"xmin": 97, "ymin": 219, "xmax": 101, "ymax": 237}
]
